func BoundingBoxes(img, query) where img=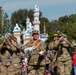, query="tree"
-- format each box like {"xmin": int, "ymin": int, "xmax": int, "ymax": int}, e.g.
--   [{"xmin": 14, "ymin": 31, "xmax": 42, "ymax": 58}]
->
[
  {"xmin": 2, "ymin": 12, "xmax": 11, "ymax": 34},
  {"xmin": 40, "ymin": 17, "xmax": 49, "ymax": 33},
  {"xmin": 46, "ymin": 14, "xmax": 76, "ymax": 42}
]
